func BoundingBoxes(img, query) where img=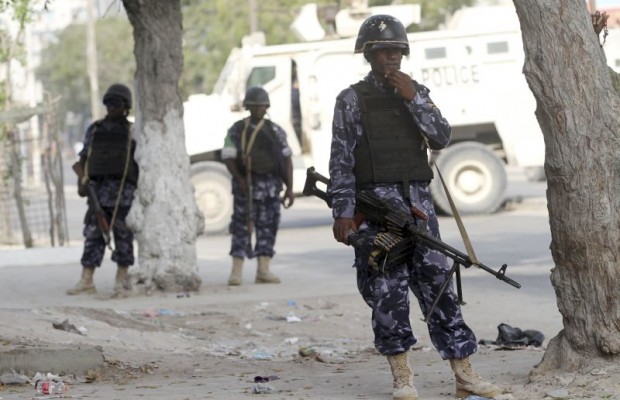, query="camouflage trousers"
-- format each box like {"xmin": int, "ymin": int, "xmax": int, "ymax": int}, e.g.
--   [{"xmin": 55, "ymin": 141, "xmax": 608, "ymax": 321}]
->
[
  {"xmin": 354, "ymin": 223, "xmax": 478, "ymax": 360},
  {"xmin": 80, "ymin": 205, "xmax": 134, "ymax": 267},
  {"xmin": 229, "ymin": 194, "xmax": 281, "ymax": 259}
]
